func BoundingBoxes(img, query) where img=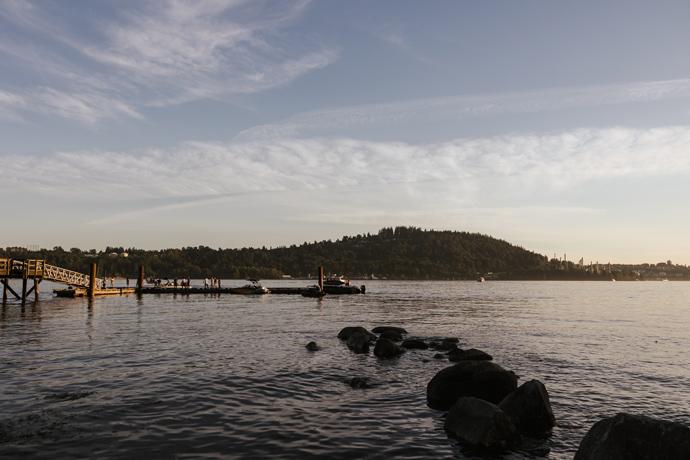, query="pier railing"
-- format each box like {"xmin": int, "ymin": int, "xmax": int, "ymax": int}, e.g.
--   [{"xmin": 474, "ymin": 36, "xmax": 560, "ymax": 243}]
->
[{"xmin": 1, "ymin": 258, "xmax": 101, "ymax": 289}]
